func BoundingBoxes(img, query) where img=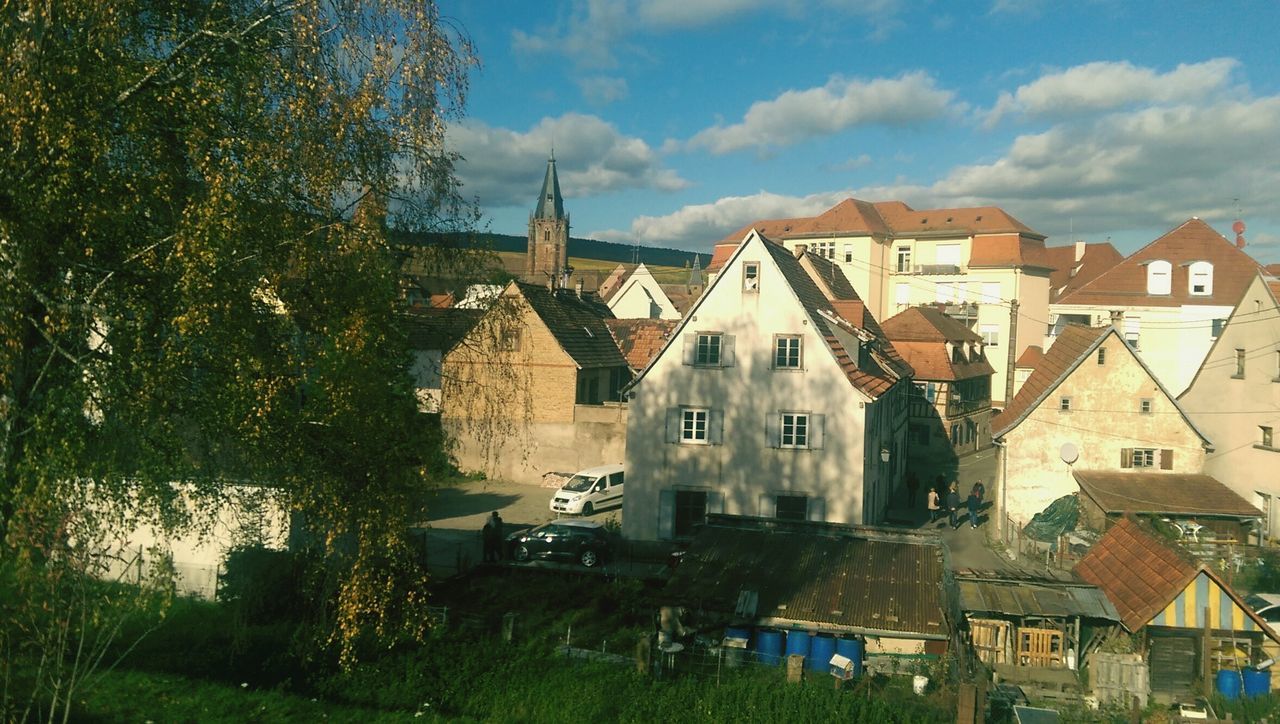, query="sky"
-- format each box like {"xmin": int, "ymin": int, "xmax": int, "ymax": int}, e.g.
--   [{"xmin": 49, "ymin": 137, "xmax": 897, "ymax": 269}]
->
[{"xmin": 437, "ymin": 0, "xmax": 1280, "ymax": 263}]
